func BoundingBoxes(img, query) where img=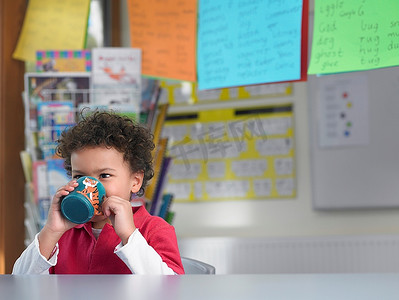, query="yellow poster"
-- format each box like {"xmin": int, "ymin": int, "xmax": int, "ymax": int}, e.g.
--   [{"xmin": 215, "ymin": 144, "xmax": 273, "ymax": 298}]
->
[
  {"xmin": 163, "ymin": 104, "xmax": 296, "ymax": 202},
  {"xmin": 13, "ymin": 0, "xmax": 90, "ymax": 62}
]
